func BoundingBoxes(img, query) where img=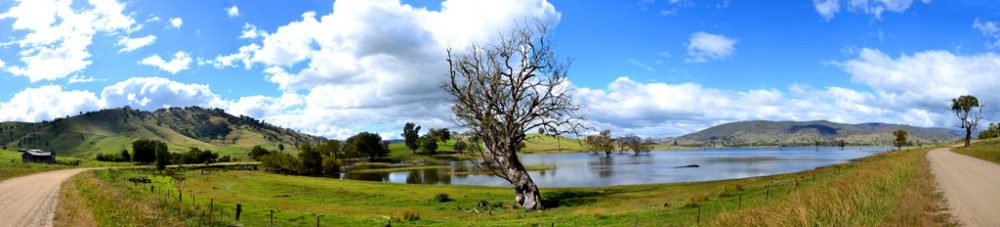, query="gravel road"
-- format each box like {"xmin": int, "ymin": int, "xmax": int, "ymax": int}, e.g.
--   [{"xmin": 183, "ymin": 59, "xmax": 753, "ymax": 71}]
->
[
  {"xmin": 0, "ymin": 168, "xmax": 91, "ymax": 227},
  {"xmin": 928, "ymin": 147, "xmax": 1000, "ymax": 226}
]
